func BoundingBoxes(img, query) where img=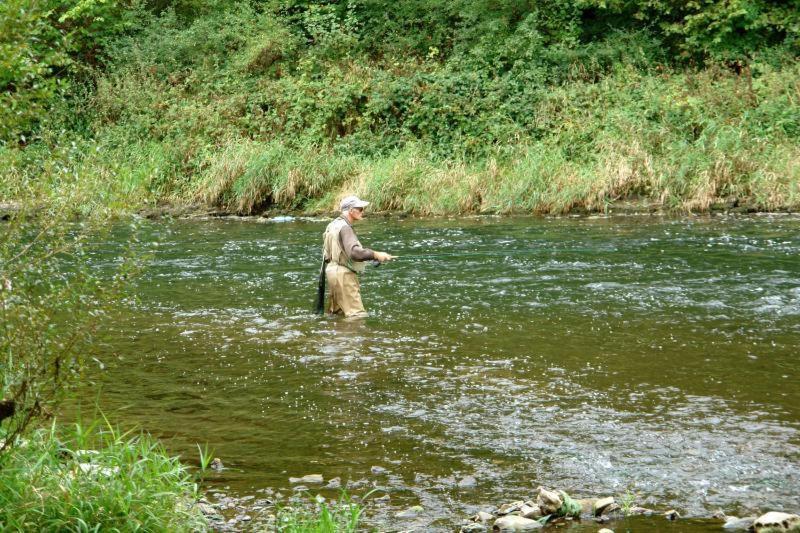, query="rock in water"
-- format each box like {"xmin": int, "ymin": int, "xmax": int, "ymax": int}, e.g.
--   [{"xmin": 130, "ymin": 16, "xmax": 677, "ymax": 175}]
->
[
  {"xmin": 289, "ymin": 474, "xmax": 323, "ymax": 484},
  {"xmin": 497, "ymin": 501, "xmax": 524, "ymax": 515},
  {"xmin": 664, "ymin": 509, "xmax": 680, "ymax": 520},
  {"xmin": 754, "ymin": 512, "xmax": 800, "ymax": 532},
  {"xmin": 520, "ymin": 504, "xmax": 541, "ymax": 519},
  {"xmin": 593, "ymin": 497, "xmax": 615, "ymax": 516},
  {"xmin": 395, "ymin": 505, "xmax": 424, "ymax": 519},
  {"xmin": 493, "ymin": 515, "xmax": 543, "ymax": 531},
  {"xmin": 210, "ymin": 458, "xmax": 224, "ymax": 471},
  {"xmin": 598, "ymin": 529, "xmax": 615, "ymax": 533},
  {"xmin": 536, "ymin": 488, "xmax": 562, "ymax": 516},
  {"xmin": 471, "ymin": 511, "xmax": 494, "ymax": 523},
  {"xmin": 461, "ymin": 524, "xmax": 486, "ymax": 533},
  {"xmin": 724, "ymin": 517, "xmax": 757, "ymax": 530},
  {"xmin": 458, "ymin": 475, "xmax": 477, "ymax": 488}
]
